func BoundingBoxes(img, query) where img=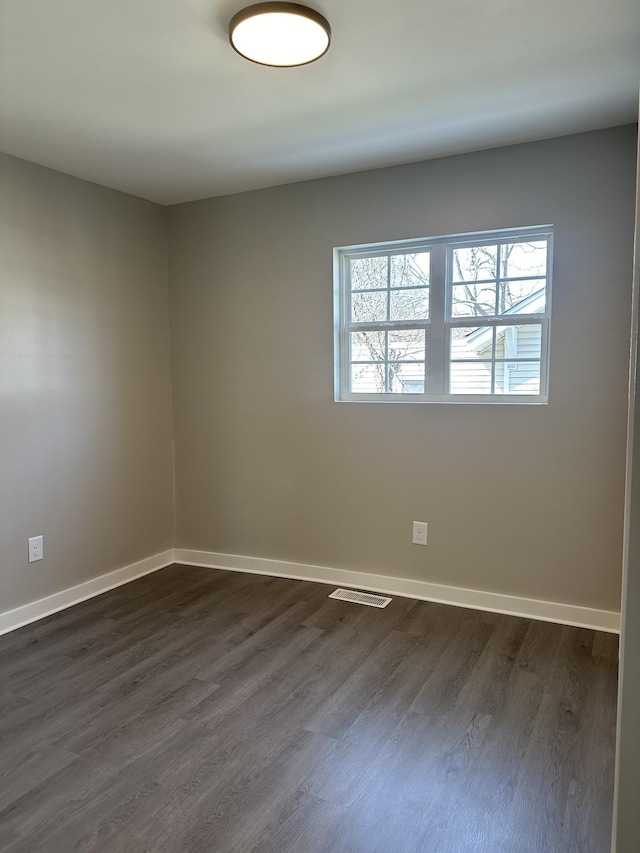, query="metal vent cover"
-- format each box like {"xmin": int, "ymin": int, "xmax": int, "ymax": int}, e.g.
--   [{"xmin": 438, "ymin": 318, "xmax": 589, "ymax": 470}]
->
[{"xmin": 328, "ymin": 588, "xmax": 392, "ymax": 608}]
